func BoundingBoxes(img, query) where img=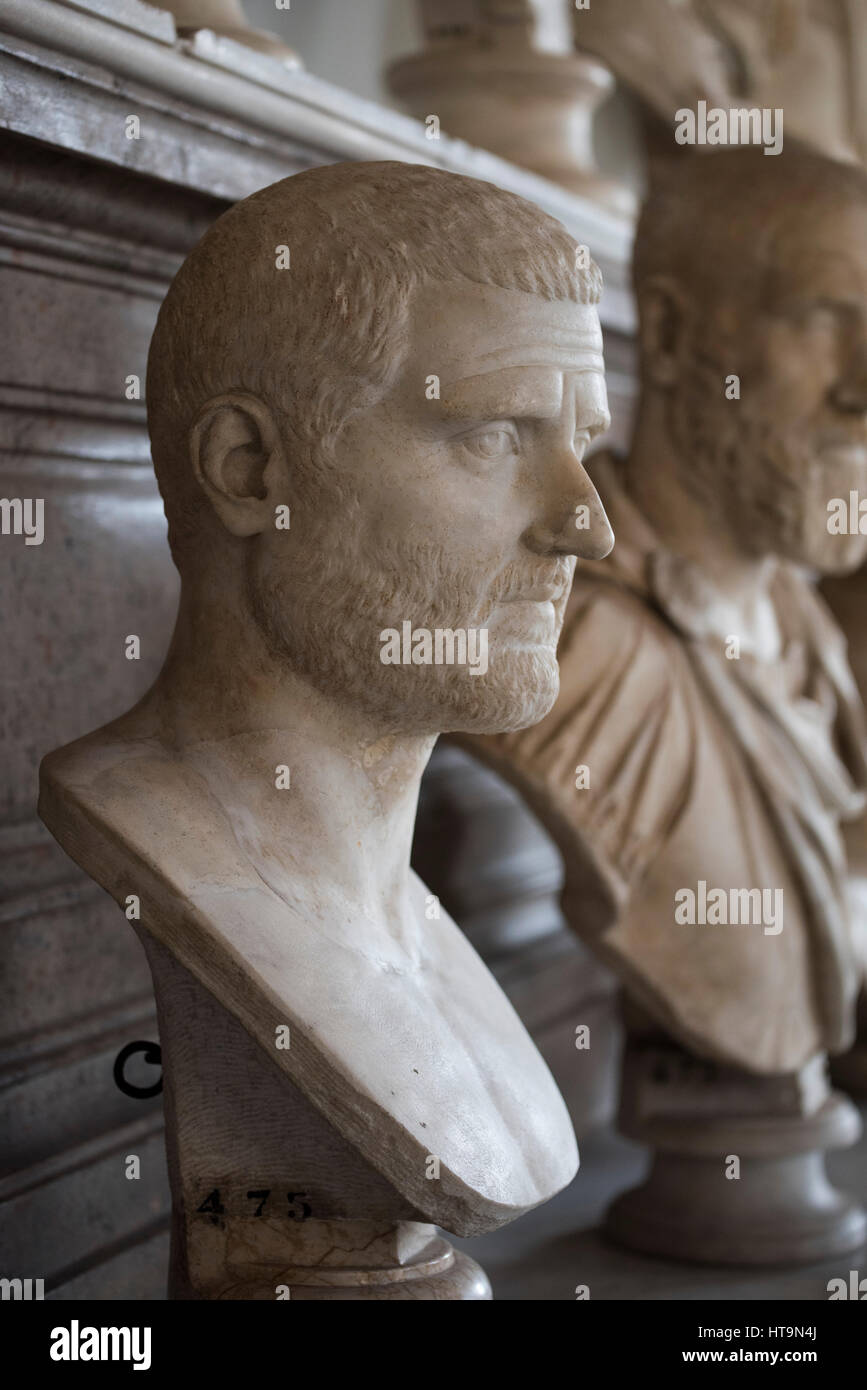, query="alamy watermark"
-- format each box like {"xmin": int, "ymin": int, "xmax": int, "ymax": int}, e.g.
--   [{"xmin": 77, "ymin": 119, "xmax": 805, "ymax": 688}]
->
[
  {"xmin": 675, "ymin": 880, "xmax": 783, "ymax": 936},
  {"xmin": 828, "ymin": 1271, "xmax": 866, "ymax": 1299},
  {"xmin": 49, "ymin": 1321, "xmax": 151, "ymax": 1371},
  {"xmin": 1, "ymin": 1277, "xmax": 44, "ymax": 1299},
  {"xmin": 0, "ymin": 498, "xmax": 43, "ymax": 545},
  {"xmin": 675, "ymin": 101, "xmax": 783, "ymax": 156},
  {"xmin": 379, "ymin": 622, "xmax": 488, "ymax": 675},
  {"xmin": 827, "ymin": 491, "xmax": 867, "ymax": 535}
]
